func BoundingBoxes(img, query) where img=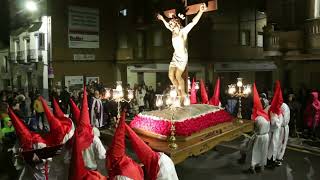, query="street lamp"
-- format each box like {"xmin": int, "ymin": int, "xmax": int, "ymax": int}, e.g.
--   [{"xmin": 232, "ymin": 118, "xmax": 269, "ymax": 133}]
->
[
  {"xmin": 228, "ymin": 78, "xmax": 251, "ymax": 119},
  {"xmin": 25, "ymin": 1, "xmax": 38, "ymax": 12},
  {"xmin": 105, "ymin": 81, "xmax": 133, "ymax": 127}
]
